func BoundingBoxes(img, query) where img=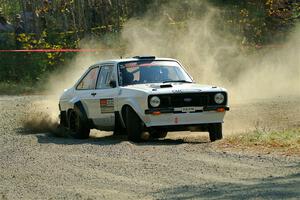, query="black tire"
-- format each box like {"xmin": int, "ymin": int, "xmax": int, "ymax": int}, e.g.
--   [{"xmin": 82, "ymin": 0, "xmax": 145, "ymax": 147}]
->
[
  {"xmin": 209, "ymin": 123, "xmax": 223, "ymax": 142},
  {"xmin": 113, "ymin": 112, "xmax": 126, "ymax": 136},
  {"xmin": 125, "ymin": 107, "xmax": 144, "ymax": 142},
  {"xmin": 59, "ymin": 111, "xmax": 68, "ymax": 128},
  {"xmin": 68, "ymin": 107, "xmax": 90, "ymax": 139},
  {"xmin": 52, "ymin": 124, "xmax": 68, "ymax": 138},
  {"xmin": 149, "ymin": 130, "xmax": 168, "ymax": 139}
]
